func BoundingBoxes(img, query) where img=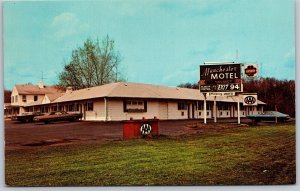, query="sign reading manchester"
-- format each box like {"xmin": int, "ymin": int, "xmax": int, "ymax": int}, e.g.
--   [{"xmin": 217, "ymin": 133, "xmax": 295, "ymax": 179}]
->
[{"xmin": 199, "ymin": 64, "xmax": 242, "ymax": 92}]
